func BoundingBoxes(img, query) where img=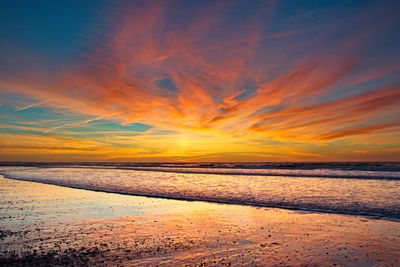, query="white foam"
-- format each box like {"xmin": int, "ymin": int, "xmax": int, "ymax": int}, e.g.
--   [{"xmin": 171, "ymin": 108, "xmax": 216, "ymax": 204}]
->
[{"xmin": 1, "ymin": 166, "xmax": 400, "ymax": 217}]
